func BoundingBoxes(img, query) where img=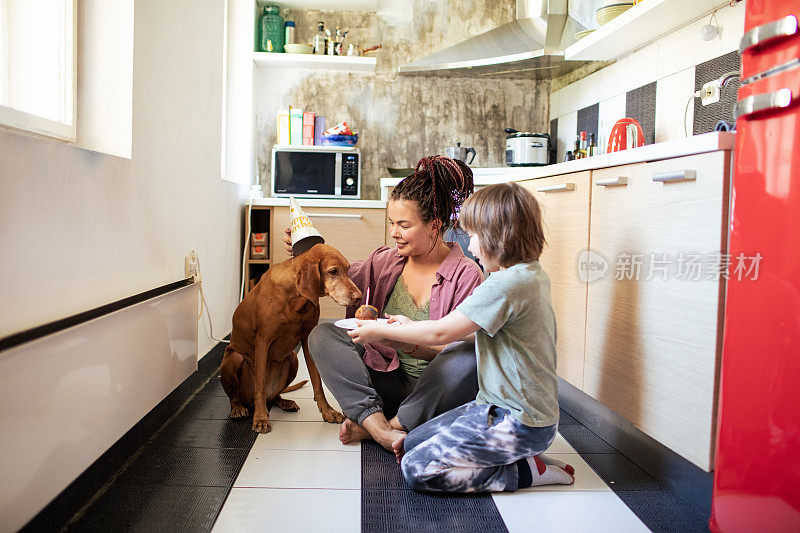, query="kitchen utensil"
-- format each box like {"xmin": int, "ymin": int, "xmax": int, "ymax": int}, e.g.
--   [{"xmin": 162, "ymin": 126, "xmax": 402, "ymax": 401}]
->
[
  {"xmin": 445, "ymin": 143, "xmax": 476, "ymax": 164},
  {"xmin": 284, "ymin": 43, "xmax": 312, "ymax": 54},
  {"xmin": 360, "ymin": 44, "xmax": 382, "ymax": 54},
  {"xmin": 607, "ymin": 118, "xmax": 645, "ymax": 153},
  {"xmin": 320, "ymin": 134, "xmax": 358, "ymax": 146},
  {"xmin": 387, "ymin": 167, "xmax": 415, "ymax": 177},
  {"xmin": 504, "ymin": 128, "xmax": 550, "ymax": 166},
  {"xmin": 596, "ymin": 4, "xmax": 633, "ymax": 25}
]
